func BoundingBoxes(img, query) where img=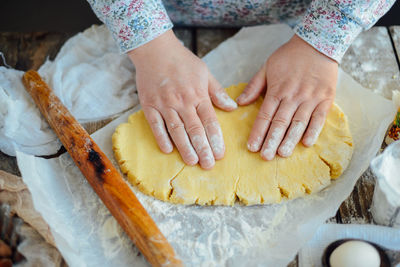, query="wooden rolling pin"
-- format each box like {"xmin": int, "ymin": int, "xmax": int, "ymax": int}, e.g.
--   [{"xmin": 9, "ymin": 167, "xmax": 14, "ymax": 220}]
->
[{"xmin": 22, "ymin": 70, "xmax": 182, "ymax": 267}]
